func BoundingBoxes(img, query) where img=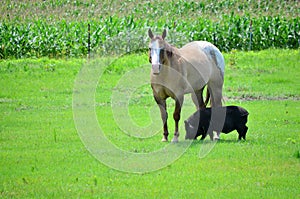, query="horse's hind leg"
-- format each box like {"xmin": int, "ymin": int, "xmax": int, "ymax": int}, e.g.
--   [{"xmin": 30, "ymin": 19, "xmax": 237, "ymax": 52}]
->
[
  {"xmin": 207, "ymin": 82, "xmax": 223, "ymax": 107},
  {"xmin": 208, "ymin": 80, "xmax": 224, "ymax": 140},
  {"xmin": 191, "ymin": 88, "xmax": 205, "ymax": 110}
]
